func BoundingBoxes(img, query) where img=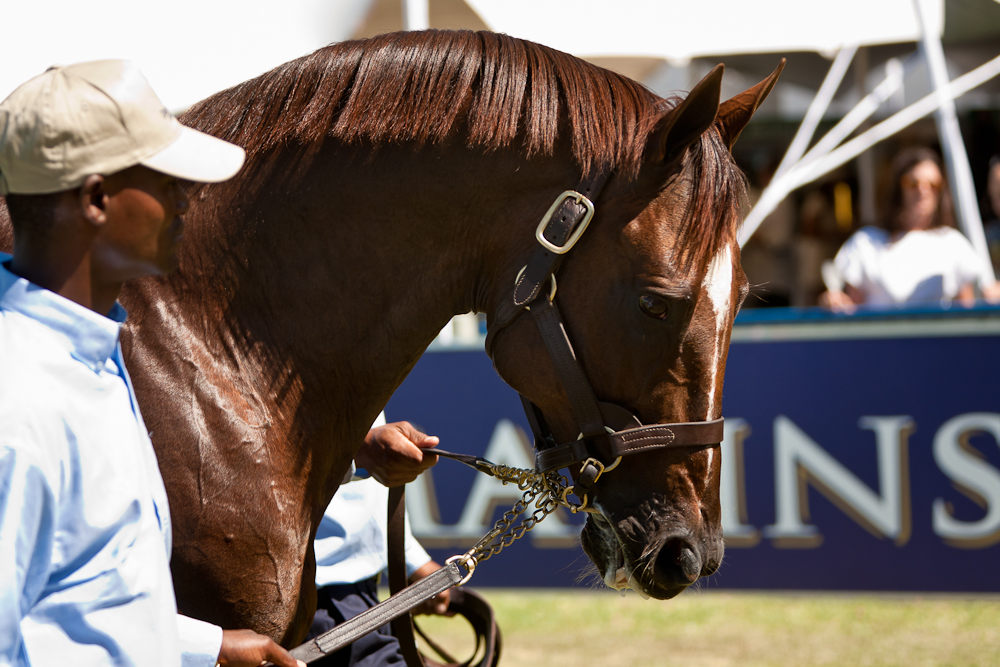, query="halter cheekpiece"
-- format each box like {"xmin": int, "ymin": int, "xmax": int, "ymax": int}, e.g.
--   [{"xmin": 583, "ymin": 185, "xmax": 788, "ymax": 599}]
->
[{"xmin": 488, "ymin": 169, "xmax": 724, "ymax": 512}]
